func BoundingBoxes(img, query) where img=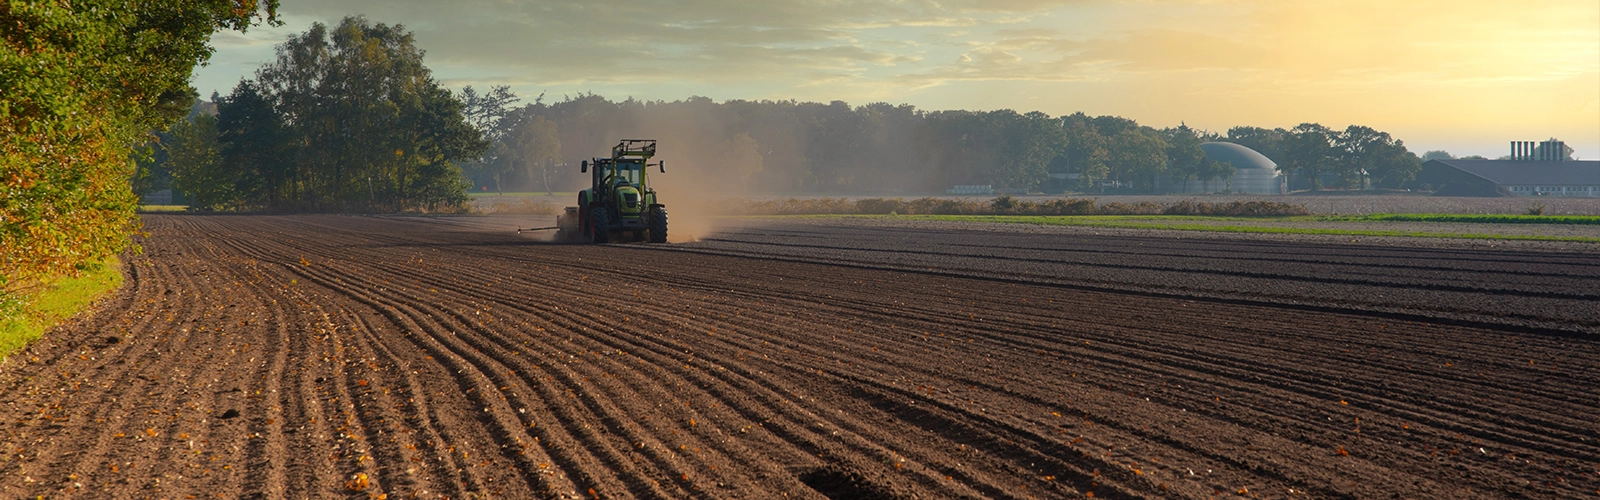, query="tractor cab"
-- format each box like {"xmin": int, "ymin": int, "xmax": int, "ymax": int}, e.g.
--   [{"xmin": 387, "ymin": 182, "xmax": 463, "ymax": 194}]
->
[{"xmin": 612, "ymin": 160, "xmax": 643, "ymax": 185}]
